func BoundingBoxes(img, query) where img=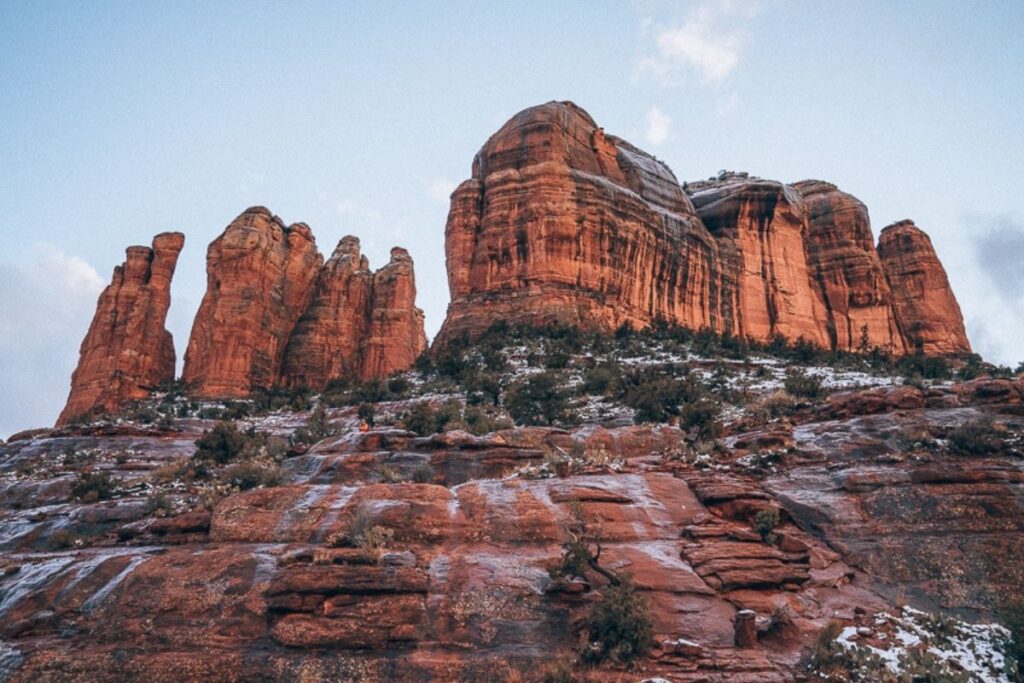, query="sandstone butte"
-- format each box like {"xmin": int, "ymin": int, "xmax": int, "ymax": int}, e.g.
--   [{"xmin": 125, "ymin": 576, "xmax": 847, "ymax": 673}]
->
[
  {"xmin": 877, "ymin": 219, "xmax": 972, "ymax": 355},
  {"xmin": 182, "ymin": 207, "xmax": 427, "ymax": 397},
  {"xmin": 437, "ymin": 100, "xmax": 970, "ymax": 357},
  {"xmin": 57, "ymin": 232, "xmax": 185, "ymax": 426},
  {"xmin": 59, "ymin": 207, "xmax": 427, "ymax": 420}
]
